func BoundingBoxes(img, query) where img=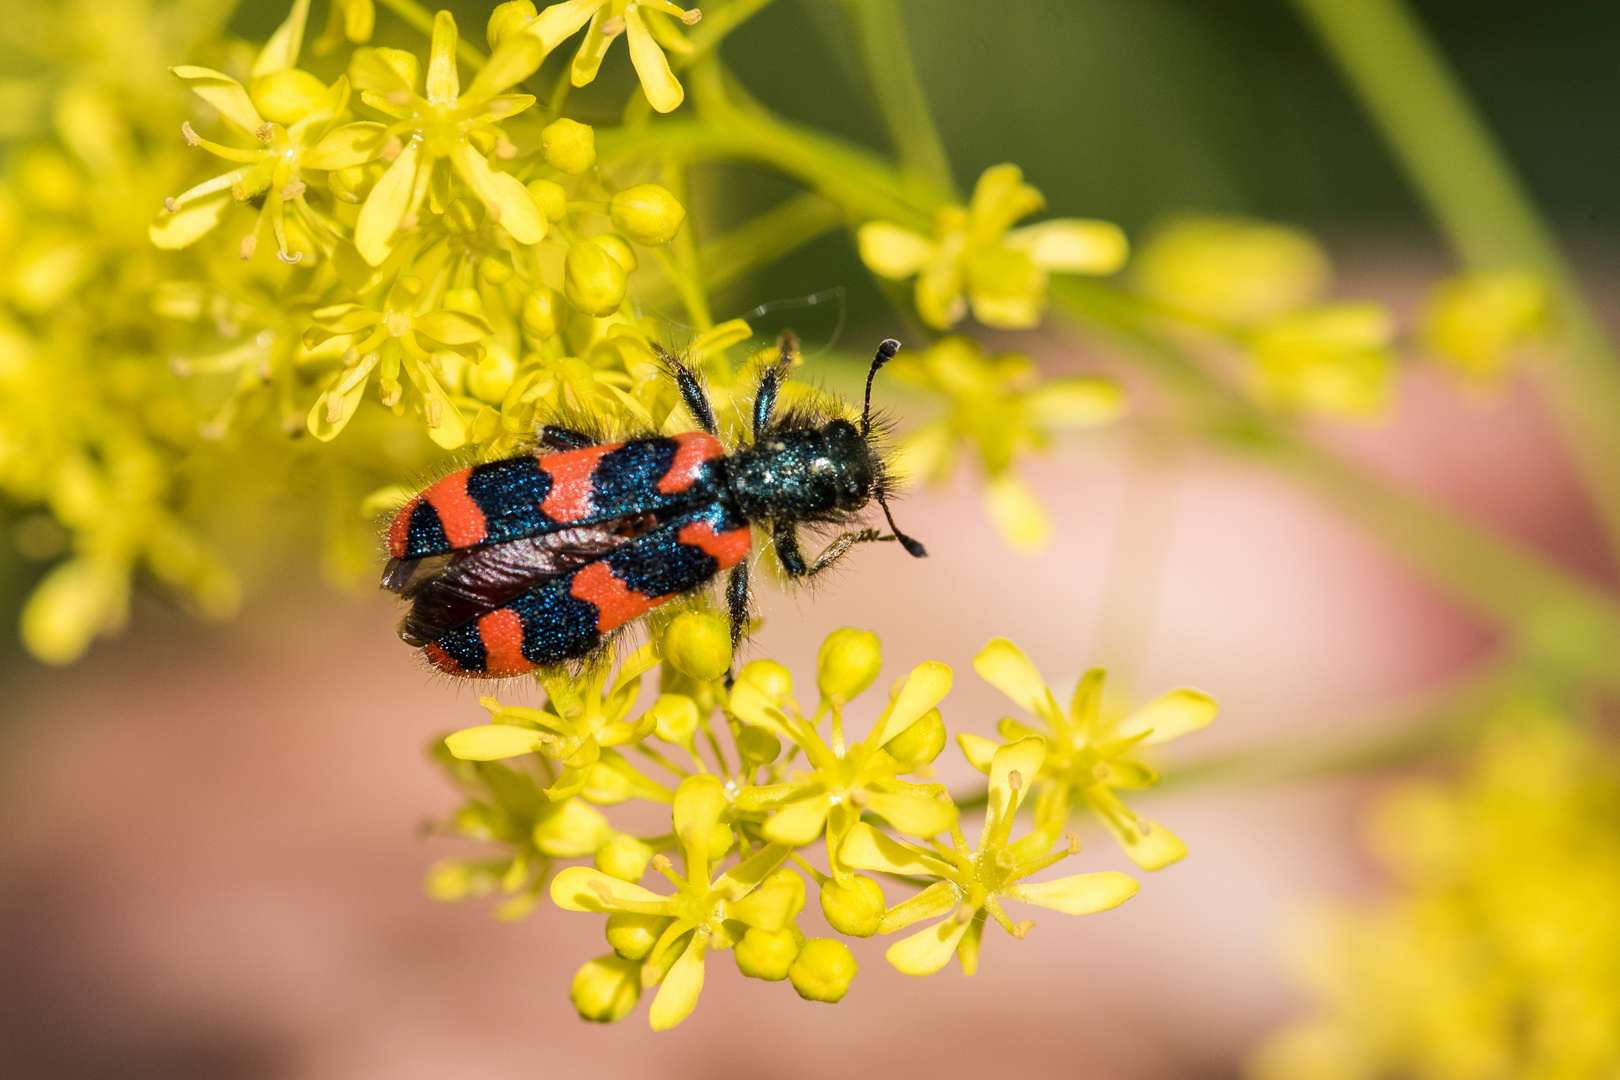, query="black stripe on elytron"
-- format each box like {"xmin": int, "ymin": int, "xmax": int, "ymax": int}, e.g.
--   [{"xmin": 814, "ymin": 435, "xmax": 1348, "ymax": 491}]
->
[
  {"xmin": 587, "ymin": 438, "xmax": 679, "ymax": 519},
  {"xmin": 508, "ymin": 579, "xmax": 603, "ymax": 665},
  {"xmin": 465, "ymin": 455, "xmax": 553, "ymax": 544},
  {"xmin": 405, "ymin": 500, "xmax": 450, "ymax": 559},
  {"xmin": 604, "ymin": 510, "xmax": 724, "ymax": 599},
  {"xmin": 431, "ymin": 619, "xmax": 488, "ymax": 673}
]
